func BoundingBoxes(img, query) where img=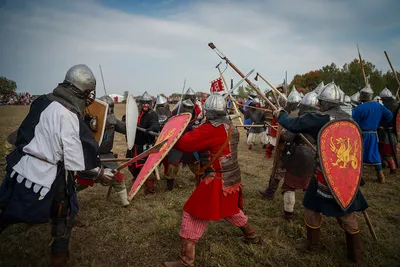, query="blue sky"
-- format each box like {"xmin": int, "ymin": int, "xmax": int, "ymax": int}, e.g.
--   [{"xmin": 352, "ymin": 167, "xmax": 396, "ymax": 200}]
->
[{"xmin": 0, "ymin": 0, "xmax": 399, "ymax": 96}]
